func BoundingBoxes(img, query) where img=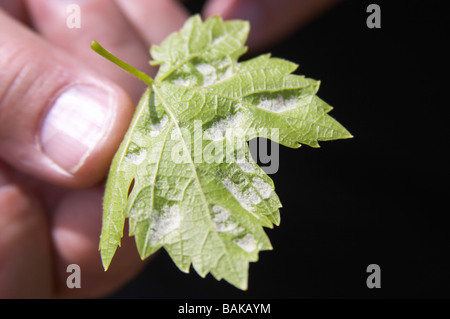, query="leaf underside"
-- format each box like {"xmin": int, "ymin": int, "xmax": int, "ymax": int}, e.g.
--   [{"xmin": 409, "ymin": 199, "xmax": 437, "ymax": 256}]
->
[{"xmin": 99, "ymin": 15, "xmax": 352, "ymax": 290}]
